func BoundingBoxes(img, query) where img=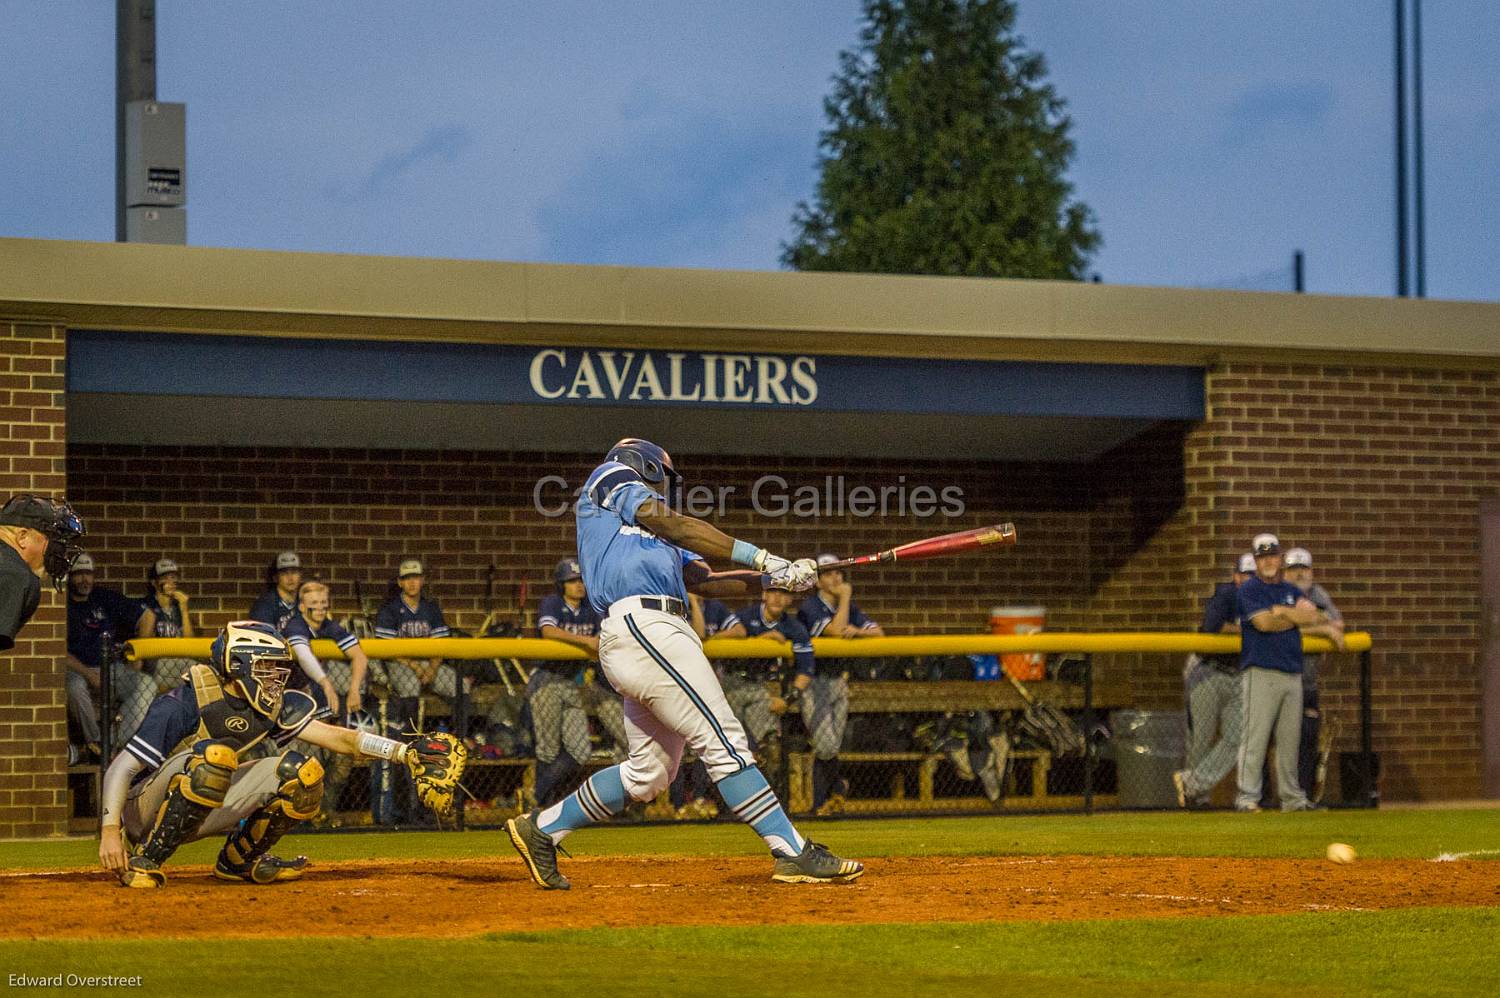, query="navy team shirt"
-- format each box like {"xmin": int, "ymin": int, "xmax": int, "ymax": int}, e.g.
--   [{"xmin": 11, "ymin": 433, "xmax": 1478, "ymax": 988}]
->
[
  {"xmin": 1236, "ymin": 575, "xmax": 1305, "ymax": 673},
  {"xmin": 282, "ymin": 613, "xmax": 361, "ymax": 692},
  {"xmin": 726, "ymin": 605, "xmax": 815, "ymax": 678},
  {"xmin": 798, "ymin": 594, "xmax": 879, "ymax": 637},
  {"xmin": 1197, "ymin": 582, "xmax": 1242, "ymax": 668},
  {"xmin": 142, "ymin": 596, "xmax": 187, "ymax": 638},
  {"xmin": 699, "ymin": 598, "xmax": 732, "ymax": 638},
  {"xmin": 249, "ymin": 590, "xmax": 298, "ymax": 632},
  {"xmin": 68, "ymin": 587, "xmax": 146, "ymax": 667},
  {"xmin": 375, "ymin": 595, "xmax": 450, "ymax": 639},
  {"xmin": 575, "ymin": 459, "xmax": 704, "ymax": 615},
  {"xmin": 537, "ymin": 593, "xmax": 601, "ymax": 677},
  {"xmin": 537, "ymin": 593, "xmax": 600, "ymax": 637}
]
